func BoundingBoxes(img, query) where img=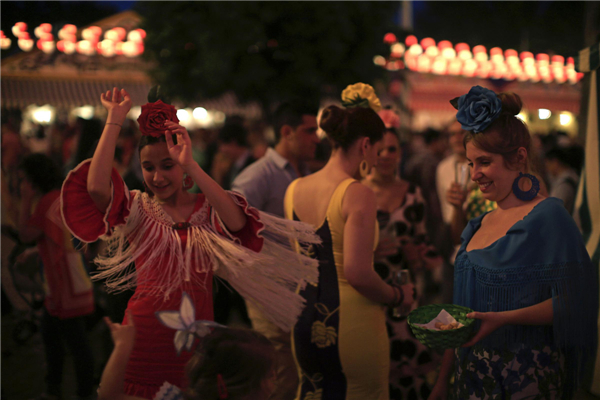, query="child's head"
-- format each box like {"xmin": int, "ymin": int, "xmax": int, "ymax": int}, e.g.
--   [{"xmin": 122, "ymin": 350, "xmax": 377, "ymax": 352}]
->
[{"xmin": 185, "ymin": 328, "xmax": 276, "ymax": 400}]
